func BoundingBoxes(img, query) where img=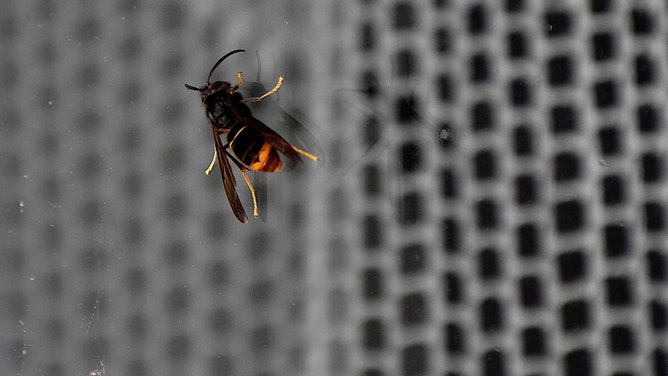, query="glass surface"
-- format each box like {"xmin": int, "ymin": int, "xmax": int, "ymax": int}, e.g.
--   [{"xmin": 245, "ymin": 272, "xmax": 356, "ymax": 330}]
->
[{"xmin": 2, "ymin": 1, "xmax": 667, "ymax": 375}]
